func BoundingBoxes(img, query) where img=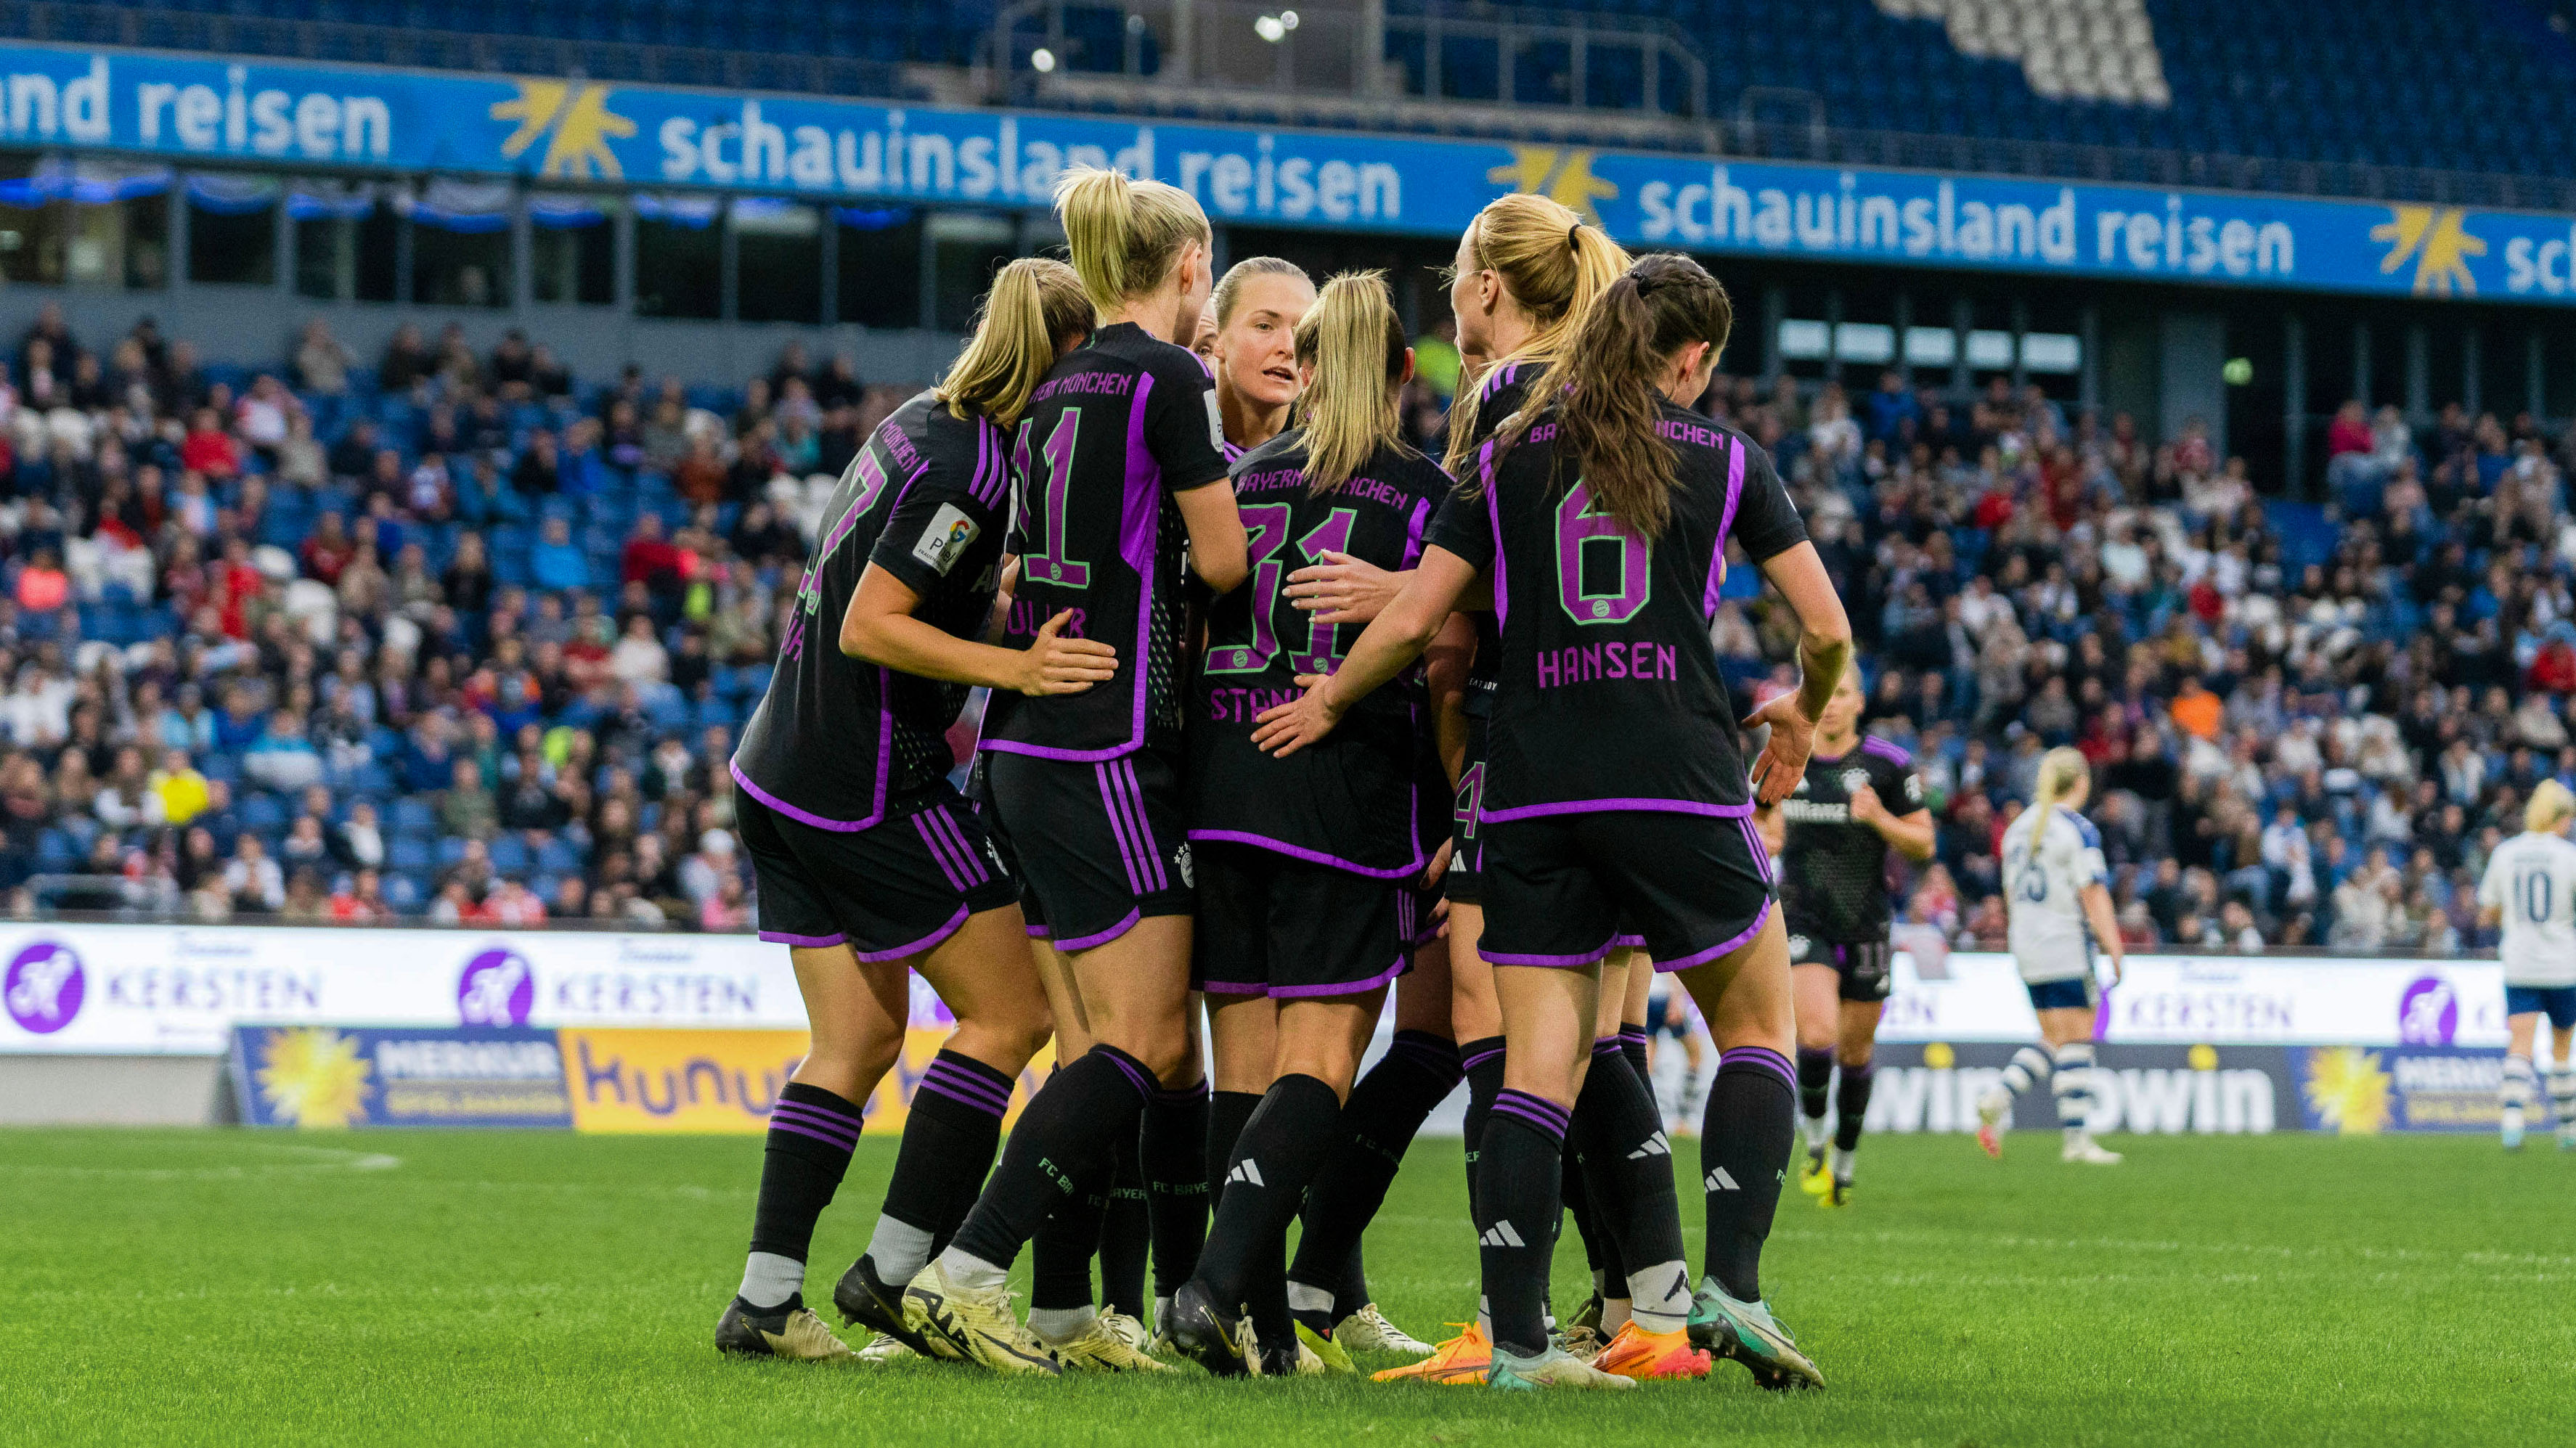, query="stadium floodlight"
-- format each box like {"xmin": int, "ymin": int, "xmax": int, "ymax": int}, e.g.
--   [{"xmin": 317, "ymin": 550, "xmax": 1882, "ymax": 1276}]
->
[
  {"xmin": 1030, "ymin": 46, "xmax": 1058, "ymax": 72},
  {"xmin": 1255, "ymin": 15, "xmax": 1286, "ymax": 41},
  {"xmin": 1280, "ymin": 9, "xmax": 1299, "ymax": 27}
]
